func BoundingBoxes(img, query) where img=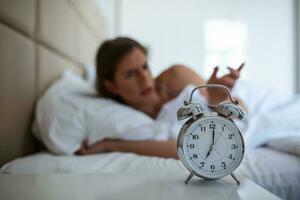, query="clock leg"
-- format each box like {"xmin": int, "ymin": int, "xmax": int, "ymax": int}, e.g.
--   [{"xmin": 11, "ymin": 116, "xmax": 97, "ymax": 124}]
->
[
  {"xmin": 185, "ymin": 172, "xmax": 194, "ymax": 185},
  {"xmin": 231, "ymin": 173, "xmax": 240, "ymax": 185}
]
